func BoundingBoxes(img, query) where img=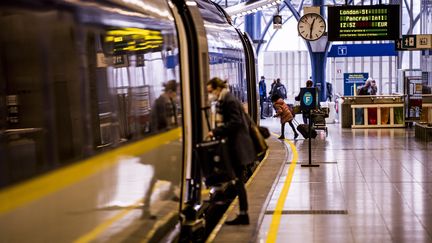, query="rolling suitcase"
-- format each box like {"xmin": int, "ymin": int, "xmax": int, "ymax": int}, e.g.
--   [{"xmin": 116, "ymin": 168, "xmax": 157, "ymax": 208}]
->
[
  {"xmin": 297, "ymin": 124, "xmax": 317, "ymax": 139},
  {"xmin": 263, "ymin": 101, "xmax": 273, "ymax": 117}
]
